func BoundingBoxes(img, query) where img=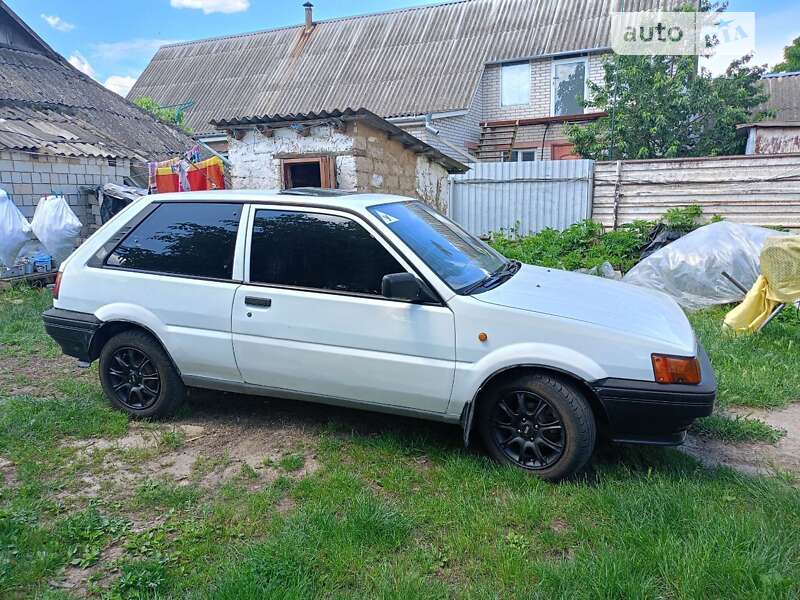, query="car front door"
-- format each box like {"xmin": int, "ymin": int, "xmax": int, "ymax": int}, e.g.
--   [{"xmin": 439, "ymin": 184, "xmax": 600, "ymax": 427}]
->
[{"xmin": 231, "ymin": 205, "xmax": 456, "ymax": 413}]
